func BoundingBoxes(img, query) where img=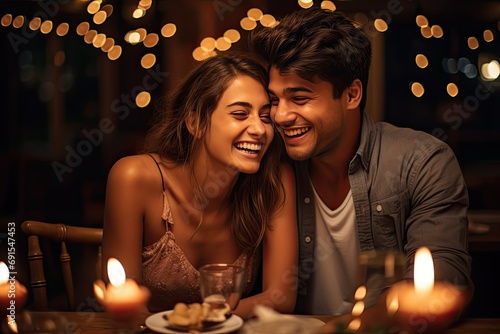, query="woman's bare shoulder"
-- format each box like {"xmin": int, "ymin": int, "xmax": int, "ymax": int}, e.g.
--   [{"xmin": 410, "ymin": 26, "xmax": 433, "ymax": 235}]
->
[{"xmin": 107, "ymin": 154, "xmax": 162, "ymax": 188}]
